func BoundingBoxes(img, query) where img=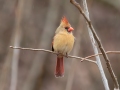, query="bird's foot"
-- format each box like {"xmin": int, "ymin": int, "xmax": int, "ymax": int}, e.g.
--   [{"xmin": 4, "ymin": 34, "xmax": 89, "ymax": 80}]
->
[
  {"xmin": 65, "ymin": 53, "xmax": 68, "ymax": 58},
  {"xmin": 56, "ymin": 53, "xmax": 59, "ymax": 56}
]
